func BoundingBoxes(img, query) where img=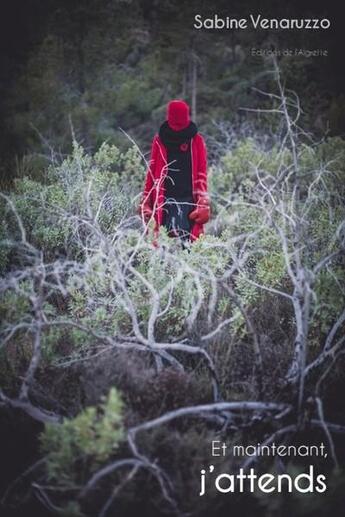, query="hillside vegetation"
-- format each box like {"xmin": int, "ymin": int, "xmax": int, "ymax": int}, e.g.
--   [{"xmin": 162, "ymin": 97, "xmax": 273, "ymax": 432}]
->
[{"xmin": 1, "ymin": 76, "xmax": 345, "ymax": 516}]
